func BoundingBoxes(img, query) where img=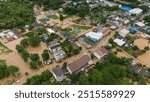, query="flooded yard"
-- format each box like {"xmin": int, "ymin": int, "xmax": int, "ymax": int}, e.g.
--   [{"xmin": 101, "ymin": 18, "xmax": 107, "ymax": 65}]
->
[
  {"xmin": 116, "ymin": 51, "xmax": 130, "ymax": 58},
  {"xmin": 0, "ymin": 41, "xmax": 12, "ymax": 55},
  {"xmin": 134, "ymin": 38, "xmax": 150, "ymax": 50},
  {"xmin": 138, "ymin": 51, "xmax": 150, "ymax": 68}
]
